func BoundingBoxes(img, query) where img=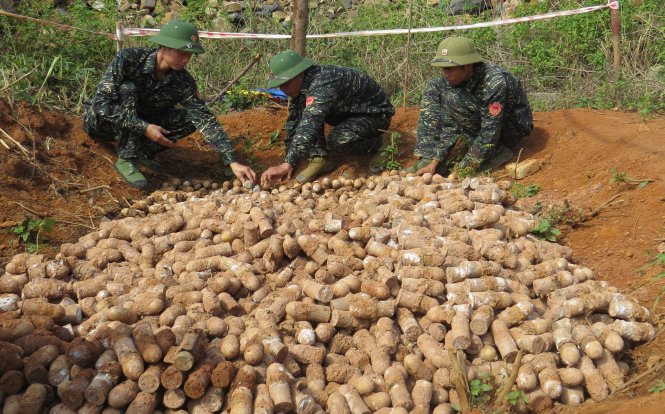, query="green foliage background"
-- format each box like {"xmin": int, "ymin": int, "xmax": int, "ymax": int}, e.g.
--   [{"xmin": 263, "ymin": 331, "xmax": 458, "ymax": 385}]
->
[{"xmin": 1, "ymin": 0, "xmax": 663, "ymax": 114}]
